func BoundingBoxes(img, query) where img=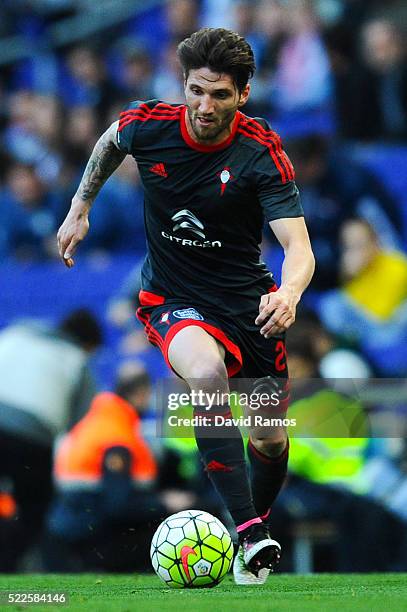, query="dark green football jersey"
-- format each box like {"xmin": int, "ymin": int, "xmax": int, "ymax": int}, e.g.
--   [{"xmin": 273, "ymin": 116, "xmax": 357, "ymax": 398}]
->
[{"xmin": 117, "ymin": 99, "xmax": 303, "ymax": 320}]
